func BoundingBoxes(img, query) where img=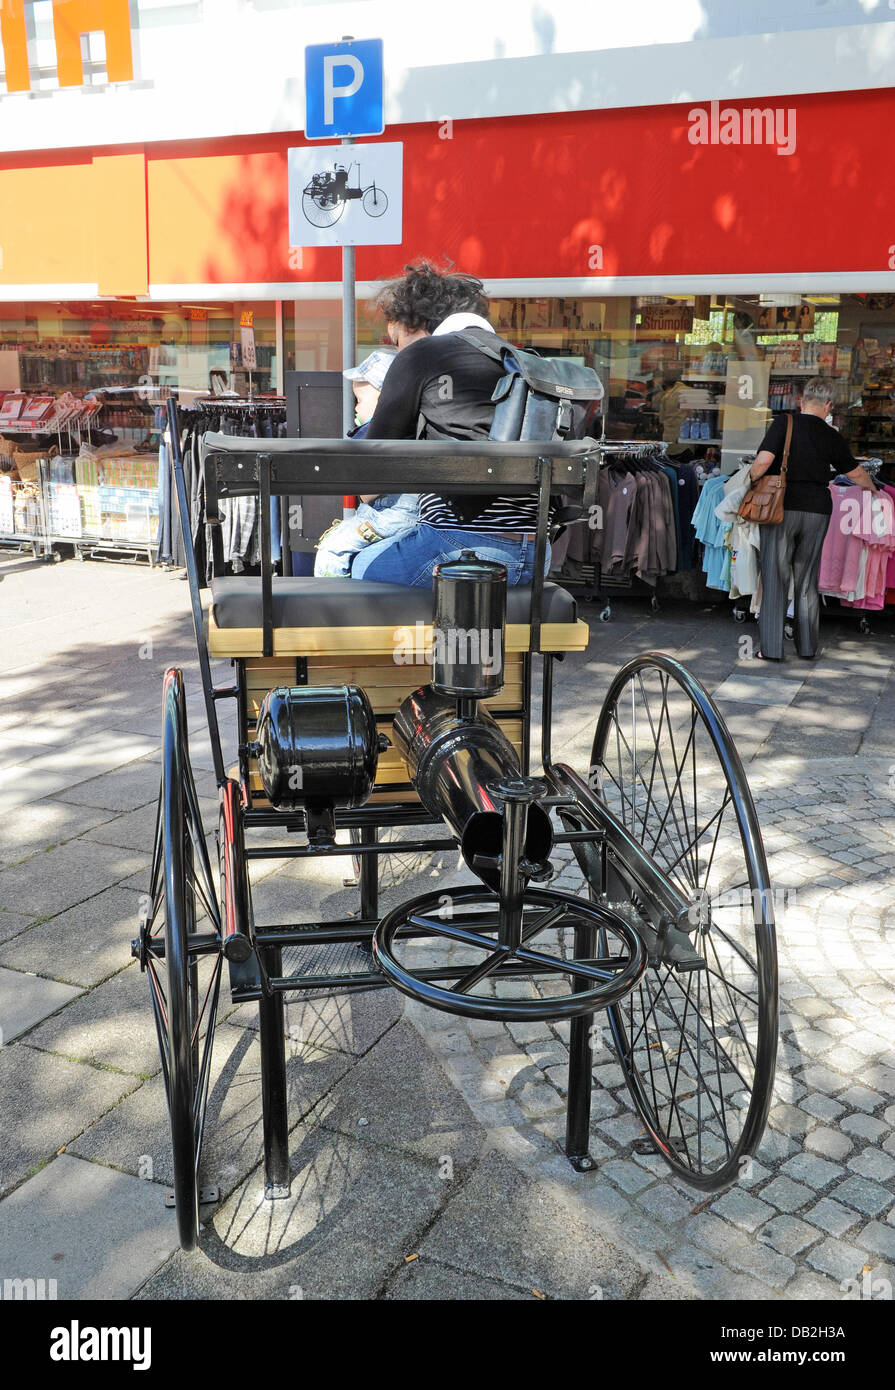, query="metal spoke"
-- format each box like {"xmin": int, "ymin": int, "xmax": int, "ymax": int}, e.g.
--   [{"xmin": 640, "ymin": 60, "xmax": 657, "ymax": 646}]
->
[
  {"xmin": 660, "ymin": 795, "xmax": 730, "ymax": 883},
  {"xmin": 450, "ymin": 946, "xmax": 510, "ymax": 995},
  {"xmin": 192, "ymin": 958, "xmax": 223, "ymax": 1158},
  {"xmin": 512, "ymin": 944, "xmax": 622, "ymax": 981},
  {"xmin": 406, "ymin": 913, "xmax": 502, "ymax": 953},
  {"xmin": 608, "ymin": 705, "xmax": 697, "ymax": 885},
  {"xmin": 705, "ymin": 931, "xmax": 758, "ymax": 1069},
  {"xmin": 638, "ymin": 965, "xmax": 695, "ymax": 1166}
]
